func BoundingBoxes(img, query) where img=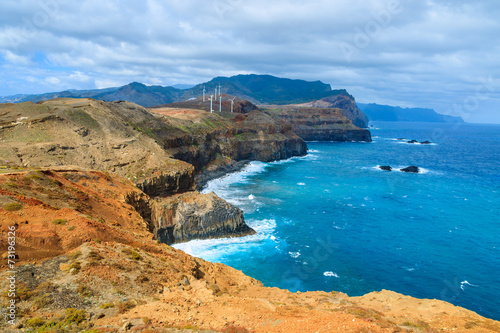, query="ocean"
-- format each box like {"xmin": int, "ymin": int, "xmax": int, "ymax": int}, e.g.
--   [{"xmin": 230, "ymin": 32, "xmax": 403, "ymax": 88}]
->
[{"xmin": 174, "ymin": 121, "xmax": 500, "ymax": 321}]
